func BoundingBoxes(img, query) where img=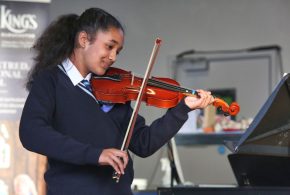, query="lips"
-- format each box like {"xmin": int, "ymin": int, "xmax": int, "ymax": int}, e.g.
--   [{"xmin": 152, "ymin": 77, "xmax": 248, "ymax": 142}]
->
[
  {"xmin": 101, "ymin": 64, "xmax": 110, "ymax": 71},
  {"xmin": 101, "ymin": 61, "xmax": 113, "ymax": 70}
]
